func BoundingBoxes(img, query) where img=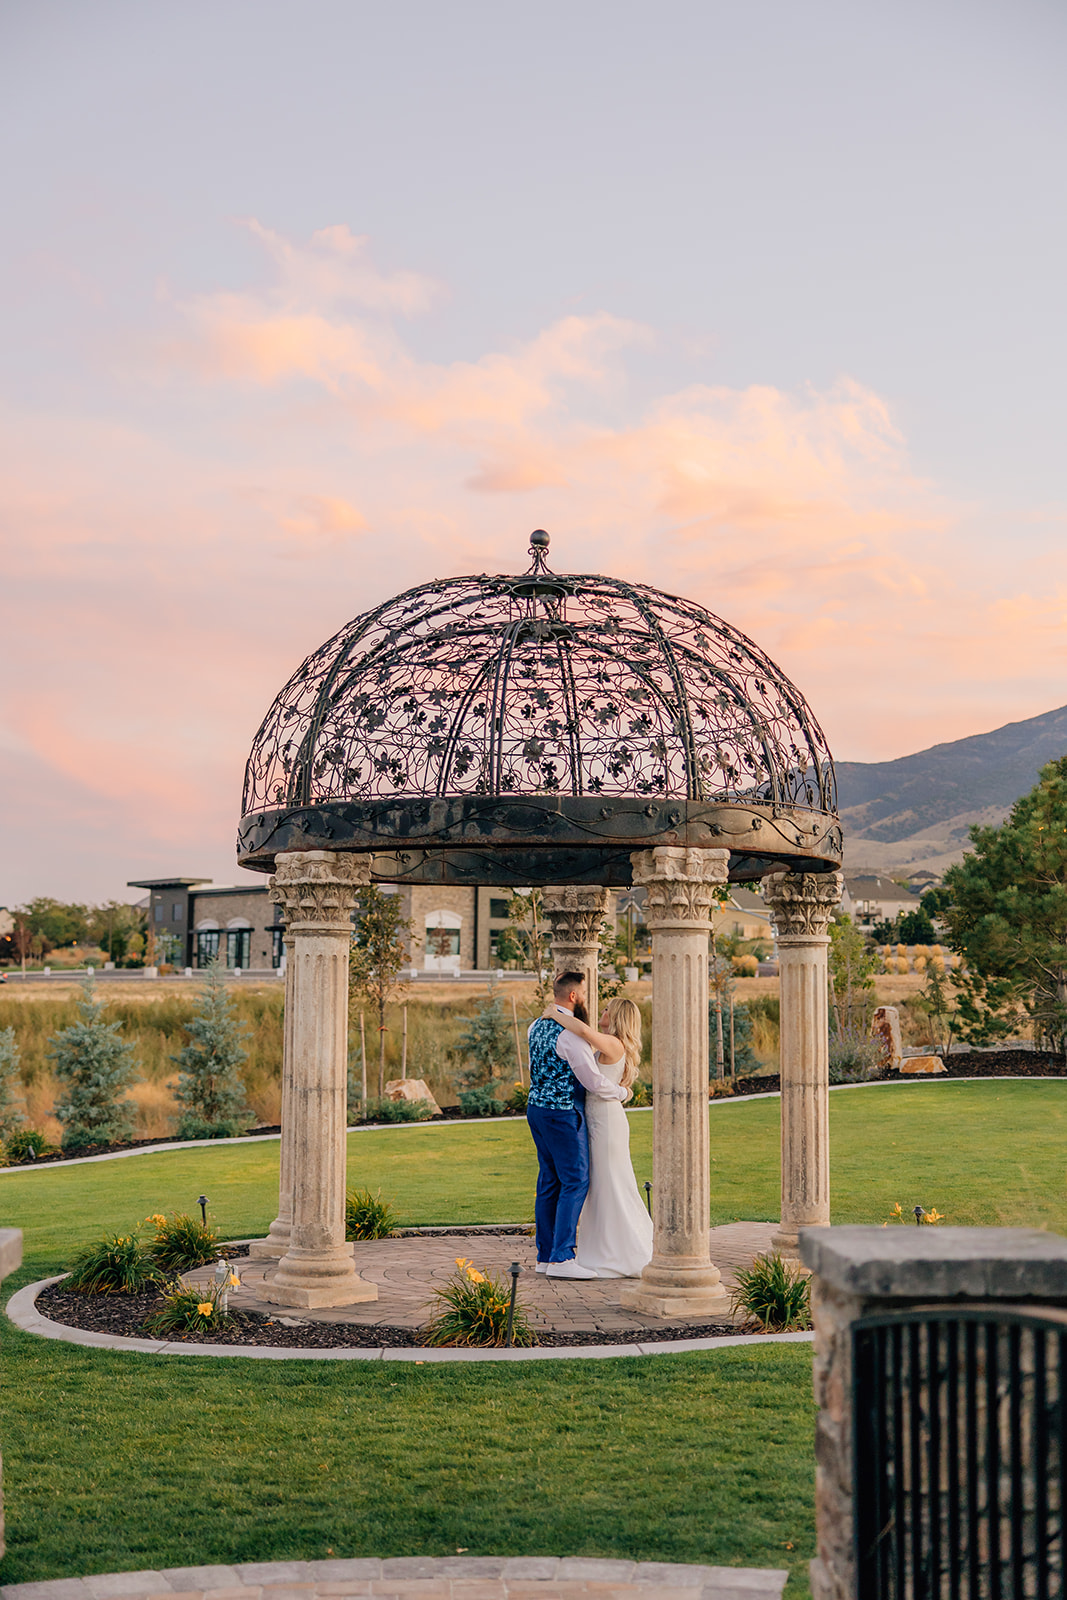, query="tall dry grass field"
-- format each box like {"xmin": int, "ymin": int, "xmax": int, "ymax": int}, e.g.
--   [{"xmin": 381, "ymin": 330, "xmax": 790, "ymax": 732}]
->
[{"xmin": 0, "ymin": 986, "xmax": 285, "ymax": 1138}]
